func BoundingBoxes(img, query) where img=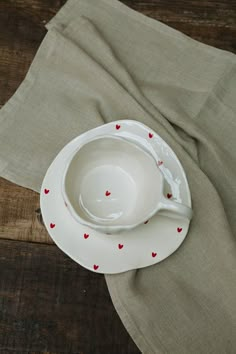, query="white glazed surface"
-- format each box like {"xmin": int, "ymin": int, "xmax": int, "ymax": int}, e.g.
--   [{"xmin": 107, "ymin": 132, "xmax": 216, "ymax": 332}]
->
[
  {"xmin": 40, "ymin": 120, "xmax": 192, "ymax": 274},
  {"xmin": 62, "ymin": 135, "xmax": 163, "ymax": 233}
]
